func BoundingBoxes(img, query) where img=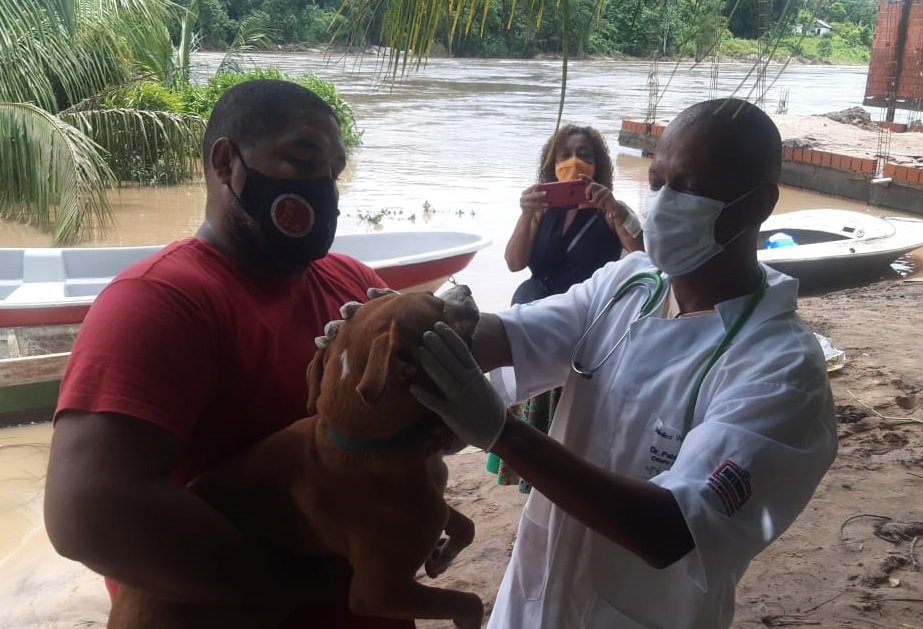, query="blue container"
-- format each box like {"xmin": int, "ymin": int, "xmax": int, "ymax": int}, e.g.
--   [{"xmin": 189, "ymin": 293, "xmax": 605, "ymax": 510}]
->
[{"xmin": 765, "ymin": 232, "xmax": 796, "ymax": 249}]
